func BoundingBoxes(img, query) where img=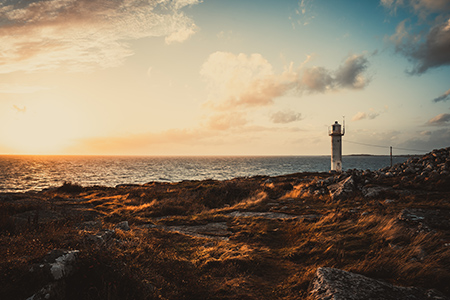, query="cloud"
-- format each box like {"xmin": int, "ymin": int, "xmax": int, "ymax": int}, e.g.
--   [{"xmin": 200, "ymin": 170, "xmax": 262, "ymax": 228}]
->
[
  {"xmin": 300, "ymin": 54, "xmax": 369, "ymax": 92},
  {"xmin": 352, "ymin": 107, "xmax": 385, "ymax": 121},
  {"xmin": 404, "ymin": 20, "xmax": 450, "ymax": 74},
  {"xmin": 352, "ymin": 112, "xmax": 369, "ymax": 121},
  {"xmin": 293, "ymin": 0, "xmax": 317, "ymax": 27},
  {"xmin": 381, "ymin": 0, "xmax": 450, "ymax": 18},
  {"xmin": 0, "ymin": 0, "xmax": 200, "ymax": 73},
  {"xmin": 352, "ymin": 111, "xmax": 380, "ymax": 121},
  {"xmin": 270, "ymin": 110, "xmax": 302, "ymax": 124},
  {"xmin": 334, "ymin": 55, "xmax": 369, "ymax": 89},
  {"xmin": 201, "ymin": 51, "xmax": 370, "ymax": 110},
  {"xmin": 165, "ymin": 21, "xmax": 198, "ymax": 44},
  {"xmin": 206, "ymin": 112, "xmax": 248, "ymax": 130},
  {"xmin": 433, "ymin": 88, "xmax": 450, "ymax": 102},
  {"xmin": 300, "ymin": 67, "xmax": 333, "ymax": 92},
  {"xmin": 400, "ymin": 128, "xmax": 450, "ymax": 152},
  {"xmin": 201, "ymin": 52, "xmax": 294, "ymax": 109},
  {"xmin": 425, "ymin": 113, "xmax": 450, "ymax": 126},
  {"xmin": 383, "ymin": 1, "xmax": 450, "ymax": 74},
  {"xmin": 13, "ymin": 105, "xmax": 26, "ymax": 113}
]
